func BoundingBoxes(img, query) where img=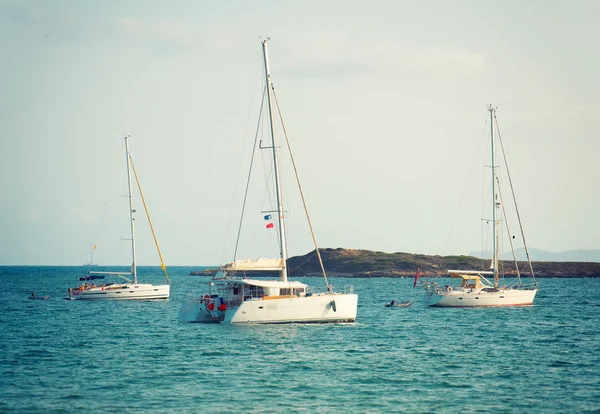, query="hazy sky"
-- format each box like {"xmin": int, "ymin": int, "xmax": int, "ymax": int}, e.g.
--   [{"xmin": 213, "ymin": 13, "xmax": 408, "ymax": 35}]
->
[{"xmin": 1, "ymin": 0, "xmax": 598, "ymax": 266}]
